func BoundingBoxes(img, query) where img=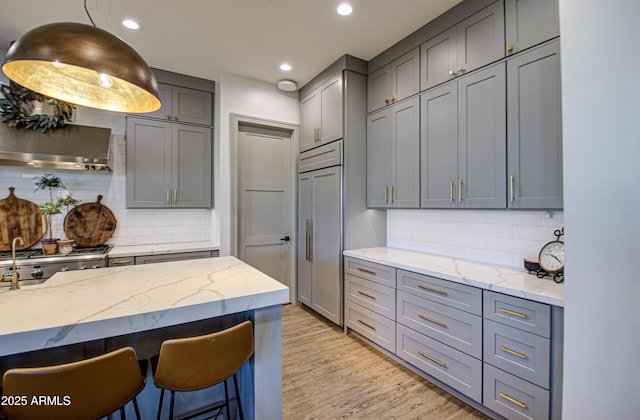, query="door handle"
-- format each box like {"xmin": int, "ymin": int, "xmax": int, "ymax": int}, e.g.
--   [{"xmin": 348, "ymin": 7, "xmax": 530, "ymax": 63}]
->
[{"xmin": 280, "ymin": 236, "xmax": 290, "ymax": 241}]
